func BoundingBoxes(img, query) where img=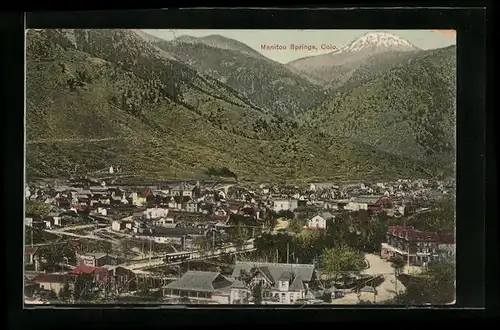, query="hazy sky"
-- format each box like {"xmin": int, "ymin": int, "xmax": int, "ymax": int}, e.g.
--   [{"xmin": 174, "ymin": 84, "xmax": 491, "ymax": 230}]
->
[{"xmin": 143, "ymin": 29, "xmax": 456, "ymax": 64}]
